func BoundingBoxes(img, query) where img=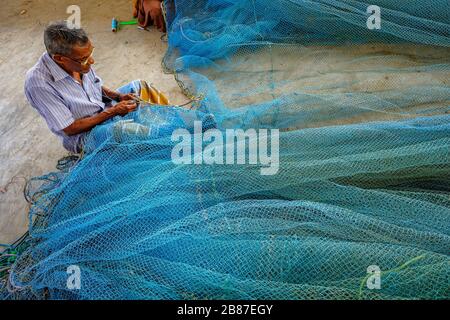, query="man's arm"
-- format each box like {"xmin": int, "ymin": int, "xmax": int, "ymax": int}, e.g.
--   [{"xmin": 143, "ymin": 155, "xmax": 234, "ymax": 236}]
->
[
  {"xmin": 25, "ymin": 84, "xmax": 137, "ymax": 137},
  {"xmin": 63, "ymin": 108, "xmax": 116, "ymax": 136},
  {"xmin": 102, "ymin": 86, "xmax": 137, "ymax": 102},
  {"xmin": 63, "ymin": 100, "xmax": 137, "ymax": 136},
  {"xmin": 102, "ymin": 86, "xmax": 121, "ymax": 101}
]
